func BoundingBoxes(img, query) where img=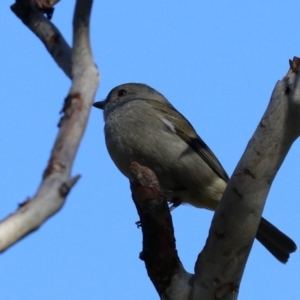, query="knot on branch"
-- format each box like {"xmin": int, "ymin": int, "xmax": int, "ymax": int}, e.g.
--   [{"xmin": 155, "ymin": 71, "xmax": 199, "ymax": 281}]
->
[
  {"xmin": 130, "ymin": 162, "xmax": 163, "ymax": 208},
  {"xmin": 58, "ymin": 93, "xmax": 83, "ymax": 128},
  {"xmin": 18, "ymin": 197, "xmax": 31, "ymax": 209},
  {"xmin": 43, "ymin": 159, "xmax": 66, "ymax": 179},
  {"xmin": 59, "ymin": 175, "xmax": 81, "ymax": 197}
]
